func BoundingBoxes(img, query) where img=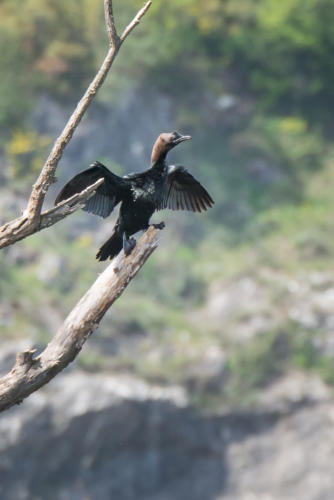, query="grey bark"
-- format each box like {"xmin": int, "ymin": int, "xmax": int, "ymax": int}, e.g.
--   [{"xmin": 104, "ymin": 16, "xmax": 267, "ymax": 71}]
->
[{"xmin": 0, "ymin": 227, "xmax": 159, "ymax": 413}]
